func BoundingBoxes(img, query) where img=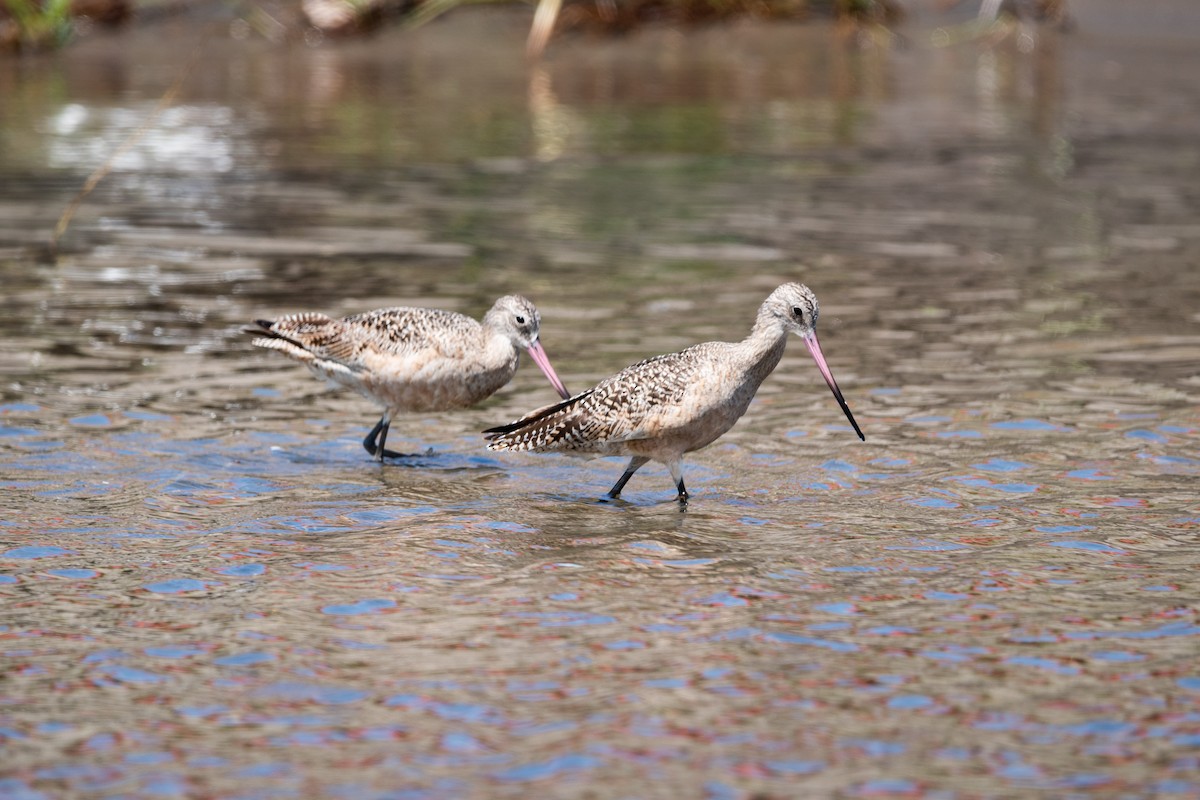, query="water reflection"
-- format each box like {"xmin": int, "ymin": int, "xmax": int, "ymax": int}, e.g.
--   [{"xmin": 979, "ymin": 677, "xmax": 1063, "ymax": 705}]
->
[
  {"xmin": 528, "ymin": 66, "xmax": 575, "ymax": 162},
  {"xmin": 6, "ymin": 15, "xmax": 1055, "ymax": 172},
  {"xmin": 45, "ymin": 104, "xmax": 242, "ymax": 173},
  {"xmin": 2, "ymin": 7, "xmax": 1200, "ymax": 800}
]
